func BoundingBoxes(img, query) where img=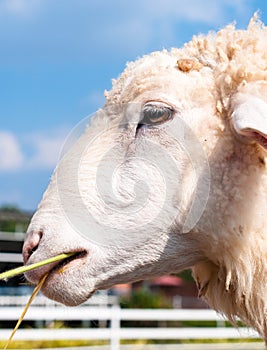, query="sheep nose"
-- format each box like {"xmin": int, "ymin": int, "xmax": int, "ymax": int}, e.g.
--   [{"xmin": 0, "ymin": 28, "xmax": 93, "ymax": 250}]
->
[{"xmin": 23, "ymin": 230, "xmax": 43, "ymax": 263}]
